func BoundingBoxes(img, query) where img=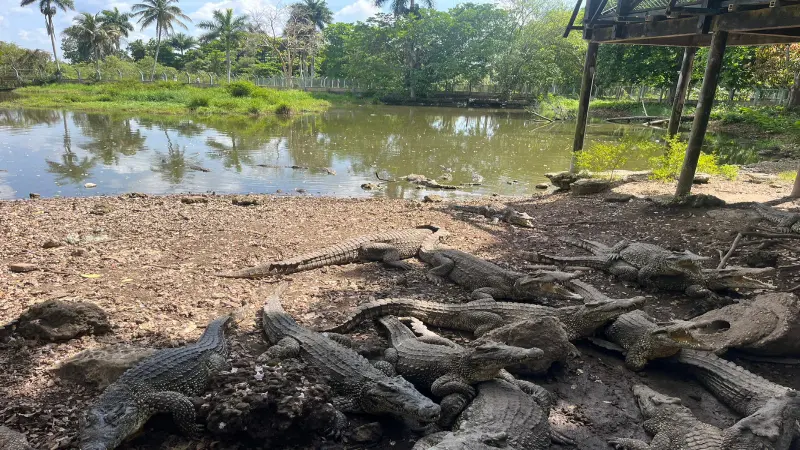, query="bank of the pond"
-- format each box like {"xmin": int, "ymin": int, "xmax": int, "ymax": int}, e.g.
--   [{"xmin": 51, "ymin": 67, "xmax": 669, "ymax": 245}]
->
[{"xmin": 1, "ymin": 82, "xmax": 334, "ymax": 116}]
